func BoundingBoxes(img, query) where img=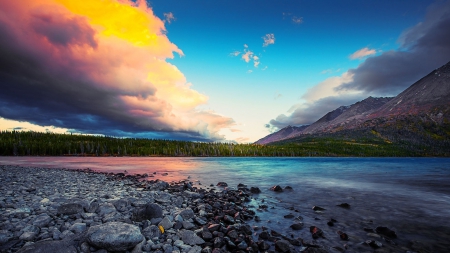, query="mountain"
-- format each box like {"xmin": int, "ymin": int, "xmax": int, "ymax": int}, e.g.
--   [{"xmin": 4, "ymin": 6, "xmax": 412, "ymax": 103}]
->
[
  {"xmin": 257, "ymin": 60, "xmax": 450, "ymax": 147},
  {"xmin": 255, "ymin": 125, "xmax": 308, "ymax": 144}
]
